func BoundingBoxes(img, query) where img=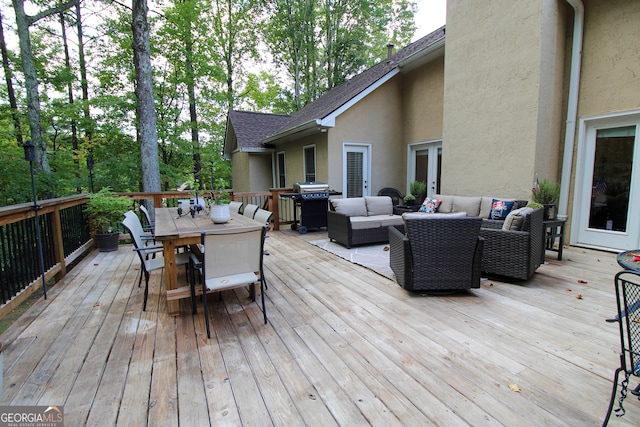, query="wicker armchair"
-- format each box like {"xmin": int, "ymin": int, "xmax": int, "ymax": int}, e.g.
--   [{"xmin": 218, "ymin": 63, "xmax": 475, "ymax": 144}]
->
[
  {"xmin": 389, "ymin": 215, "xmax": 484, "ymax": 292},
  {"xmin": 479, "ymin": 207, "xmax": 544, "ymax": 280}
]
